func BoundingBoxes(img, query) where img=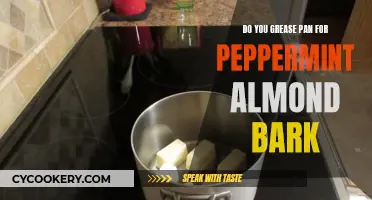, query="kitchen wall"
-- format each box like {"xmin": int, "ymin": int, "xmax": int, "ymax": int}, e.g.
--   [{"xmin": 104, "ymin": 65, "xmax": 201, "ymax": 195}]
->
[{"xmin": 0, "ymin": 0, "xmax": 99, "ymax": 136}]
